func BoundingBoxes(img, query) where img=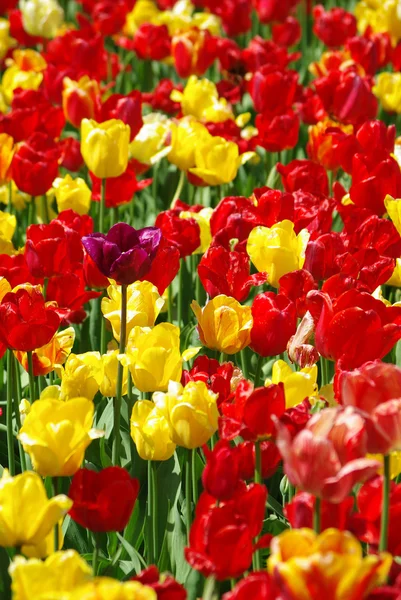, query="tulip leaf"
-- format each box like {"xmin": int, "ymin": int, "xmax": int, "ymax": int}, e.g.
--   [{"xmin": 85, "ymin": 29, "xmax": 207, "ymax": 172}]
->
[
  {"xmin": 0, "ymin": 548, "xmax": 11, "ymax": 600},
  {"xmin": 116, "ymin": 533, "xmax": 146, "ymax": 575}
]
